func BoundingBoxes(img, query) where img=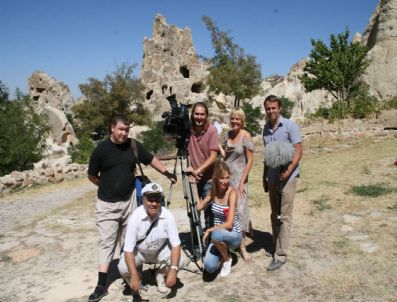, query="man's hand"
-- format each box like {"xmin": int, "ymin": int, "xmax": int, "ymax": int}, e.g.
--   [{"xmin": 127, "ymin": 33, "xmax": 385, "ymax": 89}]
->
[
  {"xmin": 164, "ymin": 171, "xmax": 177, "ymax": 184},
  {"xmin": 165, "ymin": 269, "xmax": 177, "ymax": 288},
  {"xmin": 186, "ymin": 167, "xmax": 202, "ymax": 182},
  {"xmin": 280, "ymin": 167, "xmax": 292, "ymax": 182},
  {"xmin": 129, "ymin": 276, "xmax": 141, "ymax": 293}
]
